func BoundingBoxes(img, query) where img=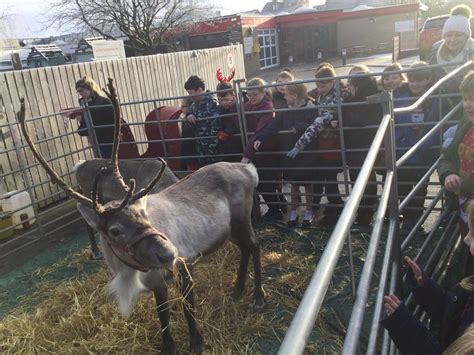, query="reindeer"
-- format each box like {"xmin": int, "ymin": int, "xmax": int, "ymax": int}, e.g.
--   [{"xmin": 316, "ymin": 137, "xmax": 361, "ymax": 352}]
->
[{"xmin": 18, "ymin": 79, "xmax": 265, "ymax": 354}]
